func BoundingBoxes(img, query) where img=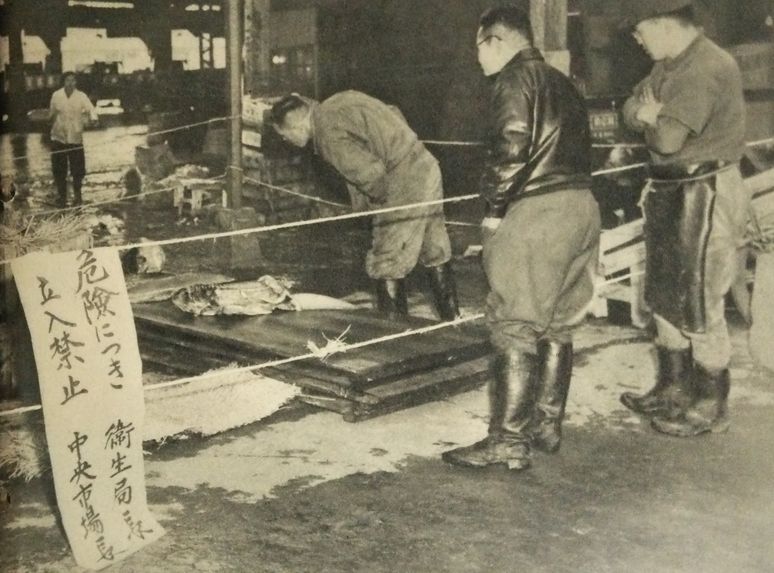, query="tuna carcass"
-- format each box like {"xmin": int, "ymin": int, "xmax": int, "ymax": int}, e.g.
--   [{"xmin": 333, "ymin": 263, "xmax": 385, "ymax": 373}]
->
[{"xmin": 171, "ymin": 275, "xmax": 355, "ymax": 316}]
